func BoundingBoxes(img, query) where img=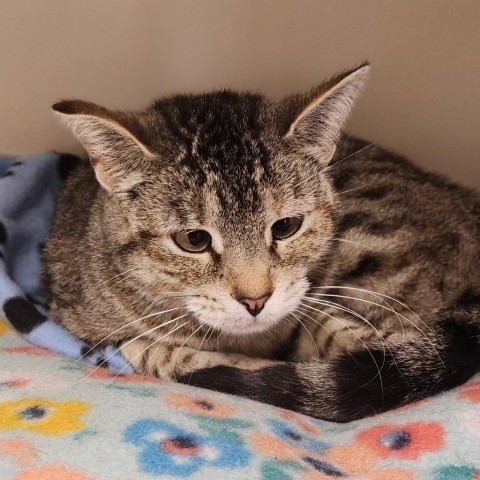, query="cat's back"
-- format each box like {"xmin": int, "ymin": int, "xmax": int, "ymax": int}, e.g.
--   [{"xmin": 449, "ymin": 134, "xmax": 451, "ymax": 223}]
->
[
  {"xmin": 333, "ymin": 136, "xmax": 480, "ymax": 226},
  {"xmin": 329, "ymin": 136, "xmax": 480, "ymax": 313}
]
